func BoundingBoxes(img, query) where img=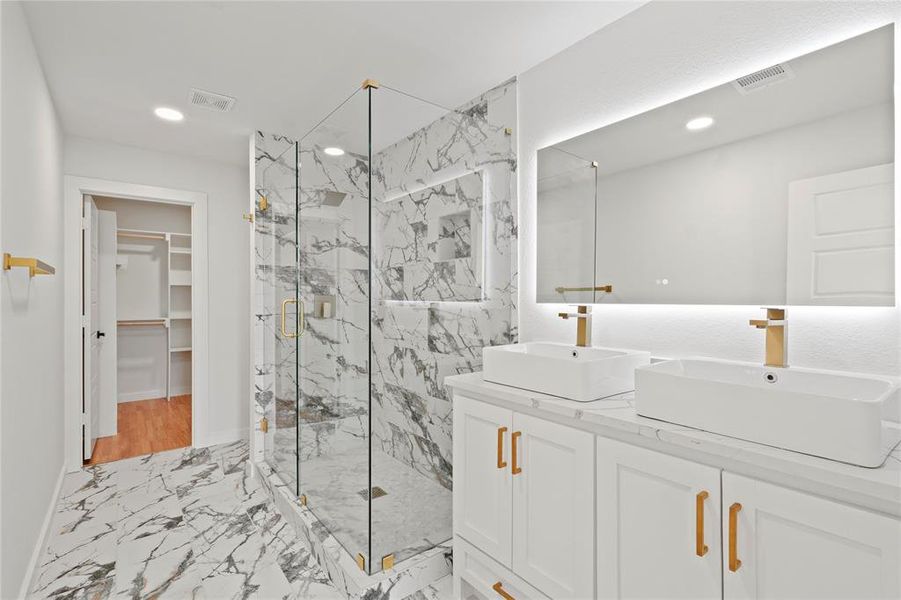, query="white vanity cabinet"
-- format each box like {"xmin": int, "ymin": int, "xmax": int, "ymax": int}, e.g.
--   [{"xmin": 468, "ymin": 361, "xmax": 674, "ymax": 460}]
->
[
  {"xmin": 453, "ymin": 394, "xmax": 595, "ymax": 600},
  {"xmin": 595, "ymin": 437, "xmax": 723, "ymax": 599},
  {"xmin": 722, "ymin": 472, "xmax": 901, "ymax": 599},
  {"xmin": 449, "ymin": 375, "xmax": 901, "ymax": 600}
]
